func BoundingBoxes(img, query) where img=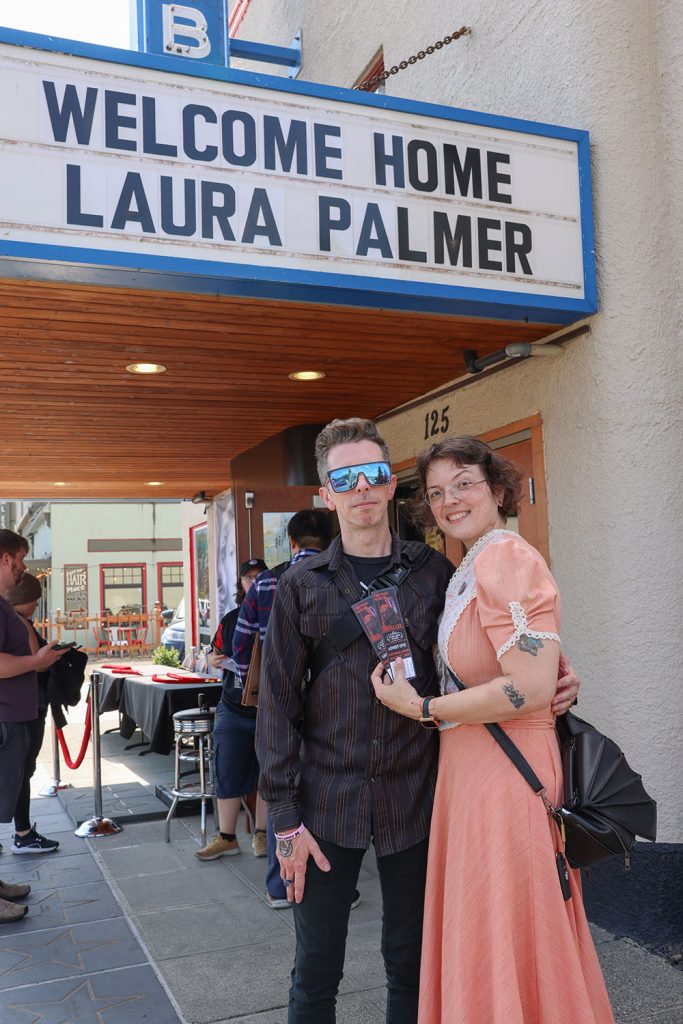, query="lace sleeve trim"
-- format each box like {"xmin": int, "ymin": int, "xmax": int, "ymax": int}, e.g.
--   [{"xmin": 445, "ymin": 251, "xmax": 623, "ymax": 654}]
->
[{"xmin": 495, "ymin": 601, "xmax": 560, "ymax": 660}]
